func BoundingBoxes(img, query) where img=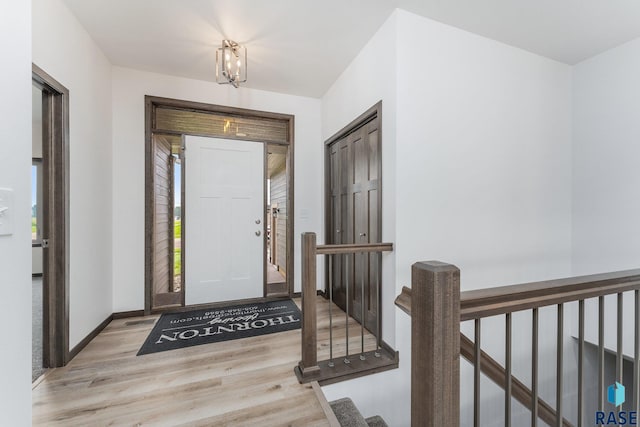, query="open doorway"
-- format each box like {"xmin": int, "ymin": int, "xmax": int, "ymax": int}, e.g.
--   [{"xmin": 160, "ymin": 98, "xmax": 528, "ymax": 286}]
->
[
  {"xmin": 145, "ymin": 97, "xmax": 295, "ymax": 313},
  {"xmin": 266, "ymin": 144, "xmax": 288, "ymax": 297},
  {"xmin": 32, "ymin": 64, "xmax": 70, "ymax": 376},
  {"xmin": 32, "ymin": 83, "xmax": 44, "ymax": 381}
]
